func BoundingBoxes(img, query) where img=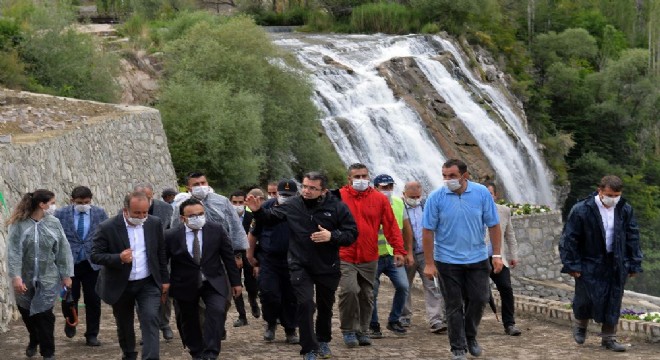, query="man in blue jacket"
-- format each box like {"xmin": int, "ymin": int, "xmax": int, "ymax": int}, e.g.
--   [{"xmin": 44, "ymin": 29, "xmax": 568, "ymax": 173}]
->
[
  {"xmin": 560, "ymin": 175, "xmax": 643, "ymax": 352},
  {"xmin": 54, "ymin": 186, "xmax": 108, "ymax": 346}
]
